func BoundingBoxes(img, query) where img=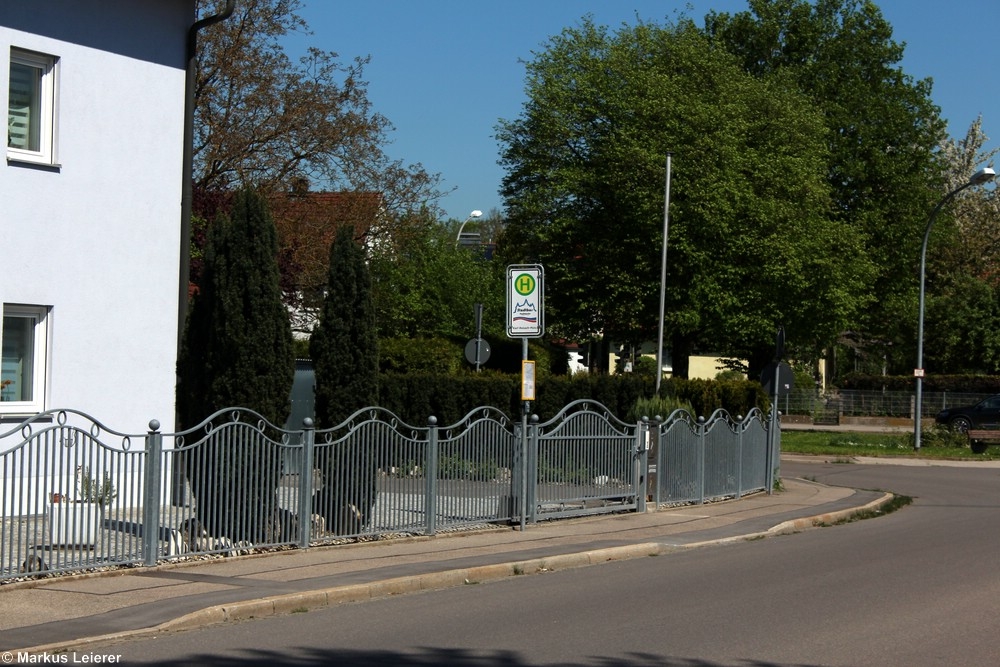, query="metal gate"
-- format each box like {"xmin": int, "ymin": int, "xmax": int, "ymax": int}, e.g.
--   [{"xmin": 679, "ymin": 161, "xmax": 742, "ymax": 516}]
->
[{"xmin": 524, "ymin": 400, "xmax": 647, "ymax": 521}]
